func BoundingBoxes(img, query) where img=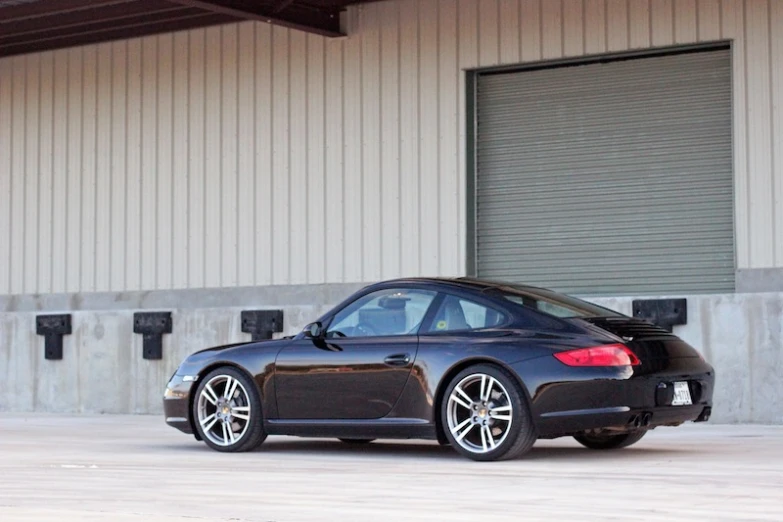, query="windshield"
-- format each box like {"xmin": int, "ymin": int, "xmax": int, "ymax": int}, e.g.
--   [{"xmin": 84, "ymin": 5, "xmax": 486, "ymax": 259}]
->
[{"xmin": 494, "ymin": 285, "xmax": 624, "ymax": 319}]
